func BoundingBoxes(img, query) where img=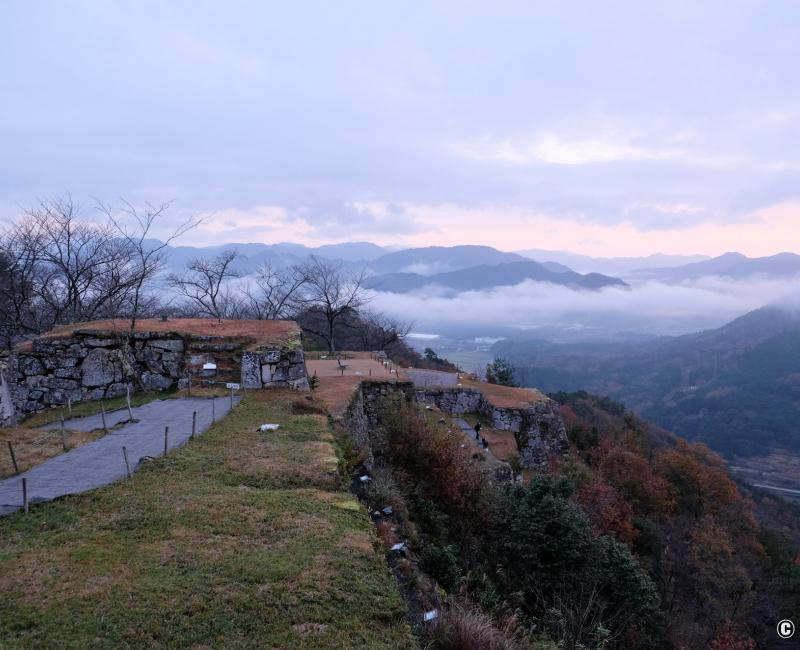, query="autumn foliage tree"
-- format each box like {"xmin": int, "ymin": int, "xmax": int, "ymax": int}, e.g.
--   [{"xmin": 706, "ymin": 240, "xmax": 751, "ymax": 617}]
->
[{"xmin": 380, "ymin": 396, "xmax": 492, "ymax": 537}]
